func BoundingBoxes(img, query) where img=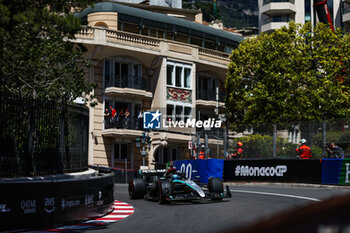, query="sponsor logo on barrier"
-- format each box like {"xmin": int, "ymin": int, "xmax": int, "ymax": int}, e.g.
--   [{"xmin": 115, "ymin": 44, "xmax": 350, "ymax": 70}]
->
[
  {"xmin": 234, "ymin": 165, "xmax": 287, "ymax": 177},
  {"xmin": 21, "ymin": 200, "xmax": 36, "ymax": 214},
  {"xmin": 345, "ymin": 163, "xmax": 350, "ymax": 183},
  {"xmin": 0, "ymin": 204, "xmax": 11, "ymax": 213},
  {"xmin": 61, "ymin": 199, "xmax": 80, "ymax": 210},
  {"xmin": 44, "ymin": 197, "xmax": 55, "ymax": 213},
  {"xmin": 179, "ymin": 163, "xmax": 198, "ymax": 179},
  {"xmin": 97, "ymin": 191, "xmax": 103, "ymax": 206},
  {"xmin": 85, "ymin": 195, "xmax": 94, "ymax": 206}
]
